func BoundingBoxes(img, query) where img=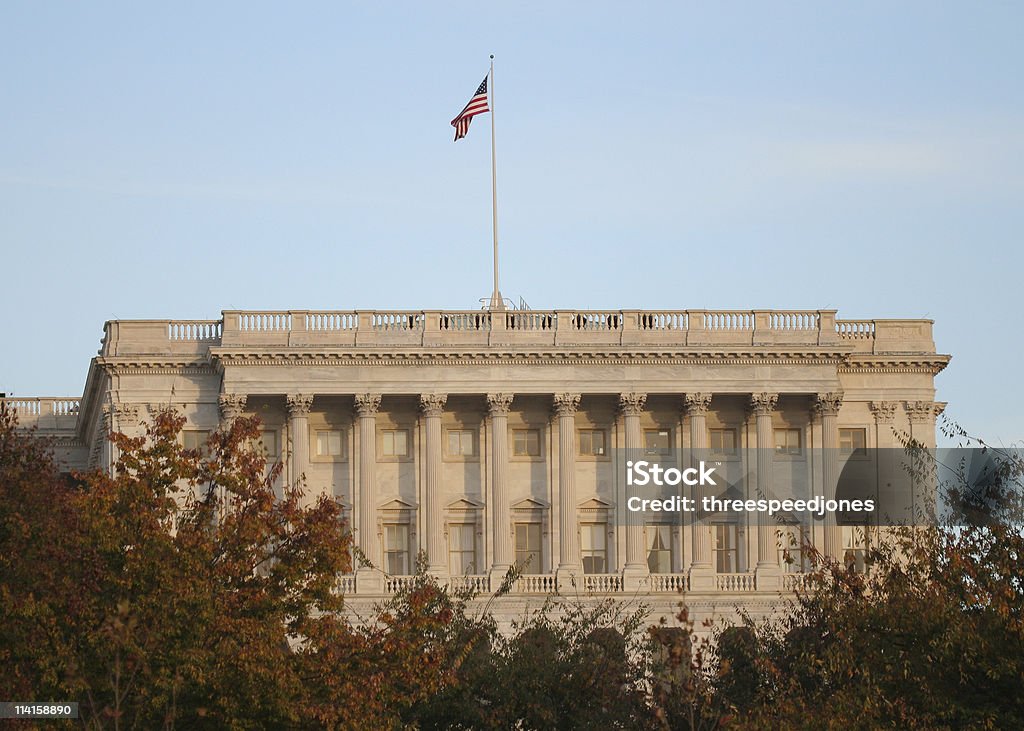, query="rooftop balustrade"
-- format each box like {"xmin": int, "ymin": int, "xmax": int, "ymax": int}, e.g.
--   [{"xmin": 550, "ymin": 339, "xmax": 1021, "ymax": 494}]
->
[
  {"xmin": 0, "ymin": 397, "xmax": 81, "ymax": 429},
  {"xmin": 93, "ymin": 309, "xmax": 936, "ymax": 356}
]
